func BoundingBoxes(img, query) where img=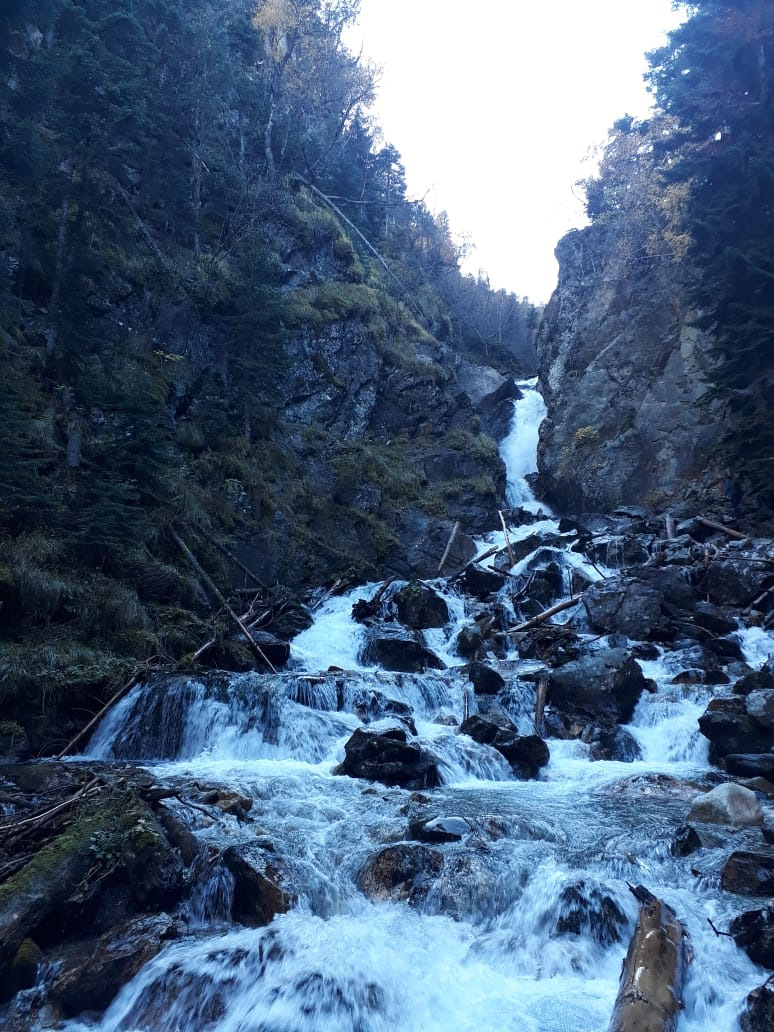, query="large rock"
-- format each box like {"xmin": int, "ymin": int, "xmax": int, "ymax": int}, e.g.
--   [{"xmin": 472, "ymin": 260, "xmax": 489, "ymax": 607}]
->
[
  {"xmin": 698, "ymin": 697, "xmax": 773, "ymax": 759},
  {"xmin": 459, "ymin": 714, "xmax": 549, "ymax": 778},
  {"xmin": 746, "ymin": 689, "xmax": 774, "ymax": 729},
  {"xmin": 721, "ymin": 851, "xmax": 774, "ymax": 895},
  {"xmin": 222, "ymin": 845, "xmax": 294, "ymax": 926},
  {"xmin": 740, "ymin": 982, "xmax": 774, "ymax": 1032},
  {"xmin": 357, "ymin": 844, "xmax": 443, "ymax": 904},
  {"xmin": 360, "ymin": 628, "xmax": 445, "ymax": 673},
  {"xmin": 730, "ymin": 908, "xmax": 774, "ymax": 969},
  {"xmin": 334, "ymin": 727, "xmax": 441, "ymax": 790},
  {"xmin": 461, "ymin": 563, "xmax": 507, "ymax": 600},
  {"xmin": 547, "ymin": 648, "xmax": 648, "ymax": 724},
  {"xmin": 725, "ymin": 754, "xmax": 774, "ymax": 779},
  {"xmin": 468, "ymin": 662, "xmax": 505, "ymax": 695},
  {"xmin": 393, "ymin": 581, "xmax": 449, "ymax": 629},
  {"xmin": 582, "ymin": 576, "xmax": 665, "ymax": 640},
  {"xmin": 687, "ymin": 783, "xmax": 764, "ymax": 827},
  {"xmin": 48, "ymin": 915, "xmax": 178, "ymax": 1016}
]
